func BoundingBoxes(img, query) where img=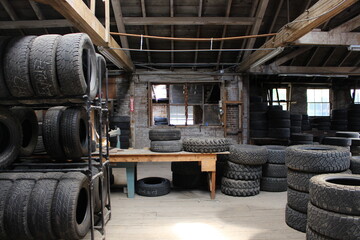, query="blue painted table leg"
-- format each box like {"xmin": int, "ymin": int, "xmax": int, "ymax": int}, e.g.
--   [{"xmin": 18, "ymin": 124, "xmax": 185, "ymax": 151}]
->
[{"xmin": 126, "ymin": 164, "xmax": 136, "ymax": 198}]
